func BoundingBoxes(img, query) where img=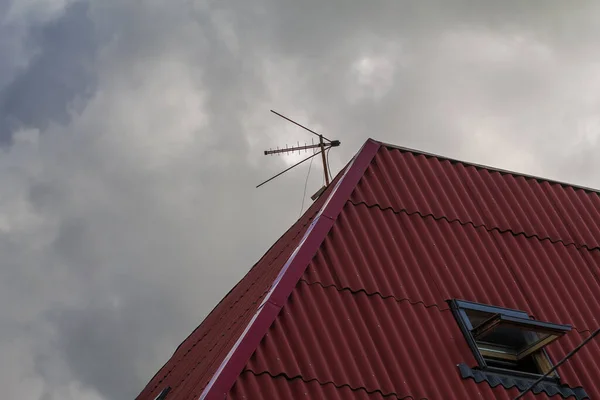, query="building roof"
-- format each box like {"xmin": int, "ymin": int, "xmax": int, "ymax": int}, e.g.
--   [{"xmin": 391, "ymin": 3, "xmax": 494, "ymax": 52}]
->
[{"xmin": 137, "ymin": 138, "xmax": 600, "ymax": 400}]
